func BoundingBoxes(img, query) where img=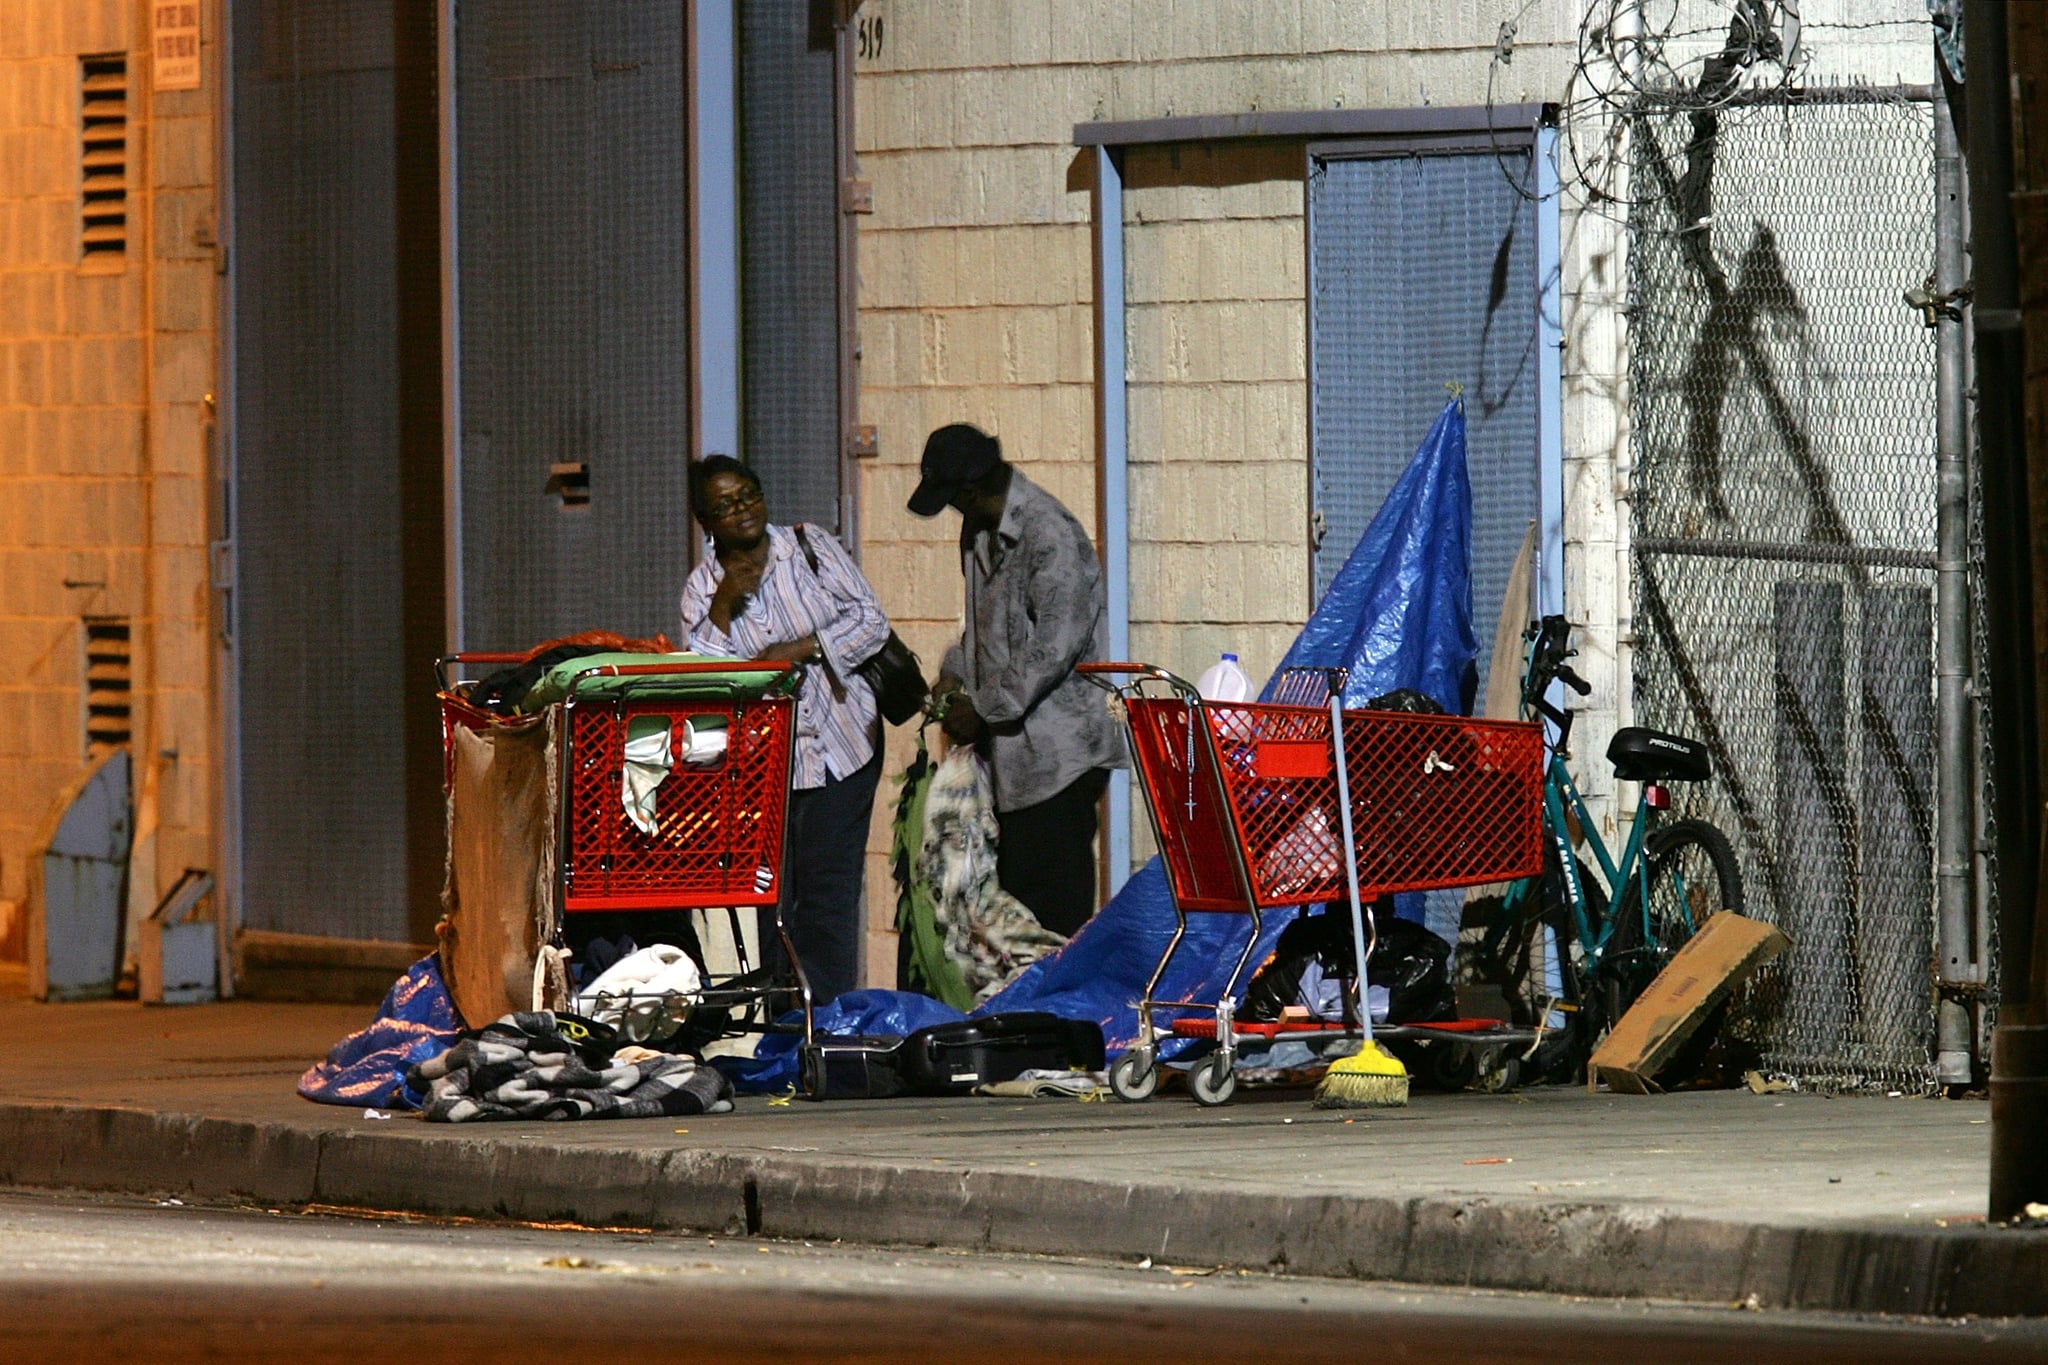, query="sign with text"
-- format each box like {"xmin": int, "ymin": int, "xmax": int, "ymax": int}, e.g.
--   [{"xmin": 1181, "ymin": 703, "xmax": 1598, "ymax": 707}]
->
[{"xmin": 152, "ymin": 2, "xmax": 201, "ymax": 92}]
